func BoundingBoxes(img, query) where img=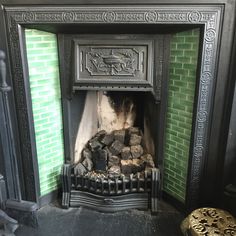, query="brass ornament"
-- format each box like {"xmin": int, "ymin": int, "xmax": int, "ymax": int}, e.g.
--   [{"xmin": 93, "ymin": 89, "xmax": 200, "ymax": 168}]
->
[{"xmin": 187, "ymin": 208, "xmax": 236, "ymax": 236}]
